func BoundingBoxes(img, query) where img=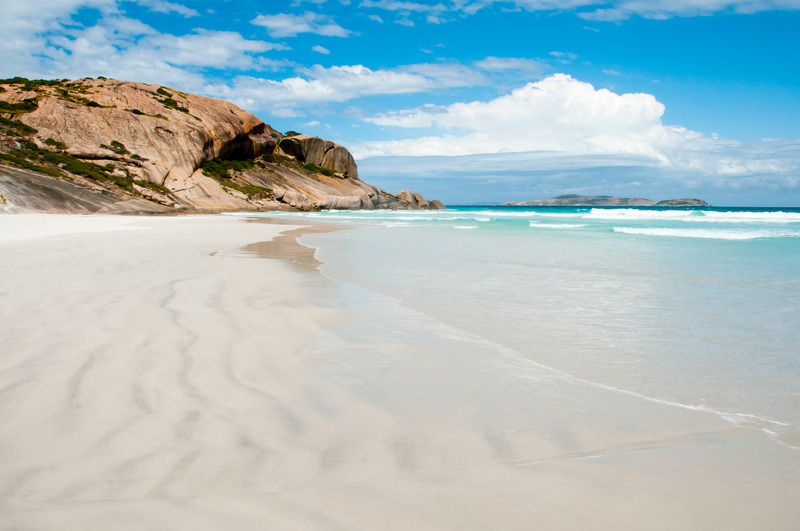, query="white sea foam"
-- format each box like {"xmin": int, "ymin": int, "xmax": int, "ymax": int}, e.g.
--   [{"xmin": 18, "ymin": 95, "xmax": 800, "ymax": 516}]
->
[
  {"xmin": 700, "ymin": 210, "xmax": 800, "ymax": 223},
  {"xmin": 532, "ymin": 212, "xmax": 585, "ymax": 218},
  {"xmin": 585, "ymin": 208, "xmax": 698, "ymax": 221},
  {"xmin": 453, "ymin": 225, "xmax": 479, "ymax": 229},
  {"xmin": 584, "ymin": 208, "xmax": 800, "ymax": 224},
  {"xmin": 529, "ymin": 221, "xmax": 586, "ymax": 229},
  {"xmin": 613, "ymin": 227, "xmax": 798, "ymax": 240}
]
